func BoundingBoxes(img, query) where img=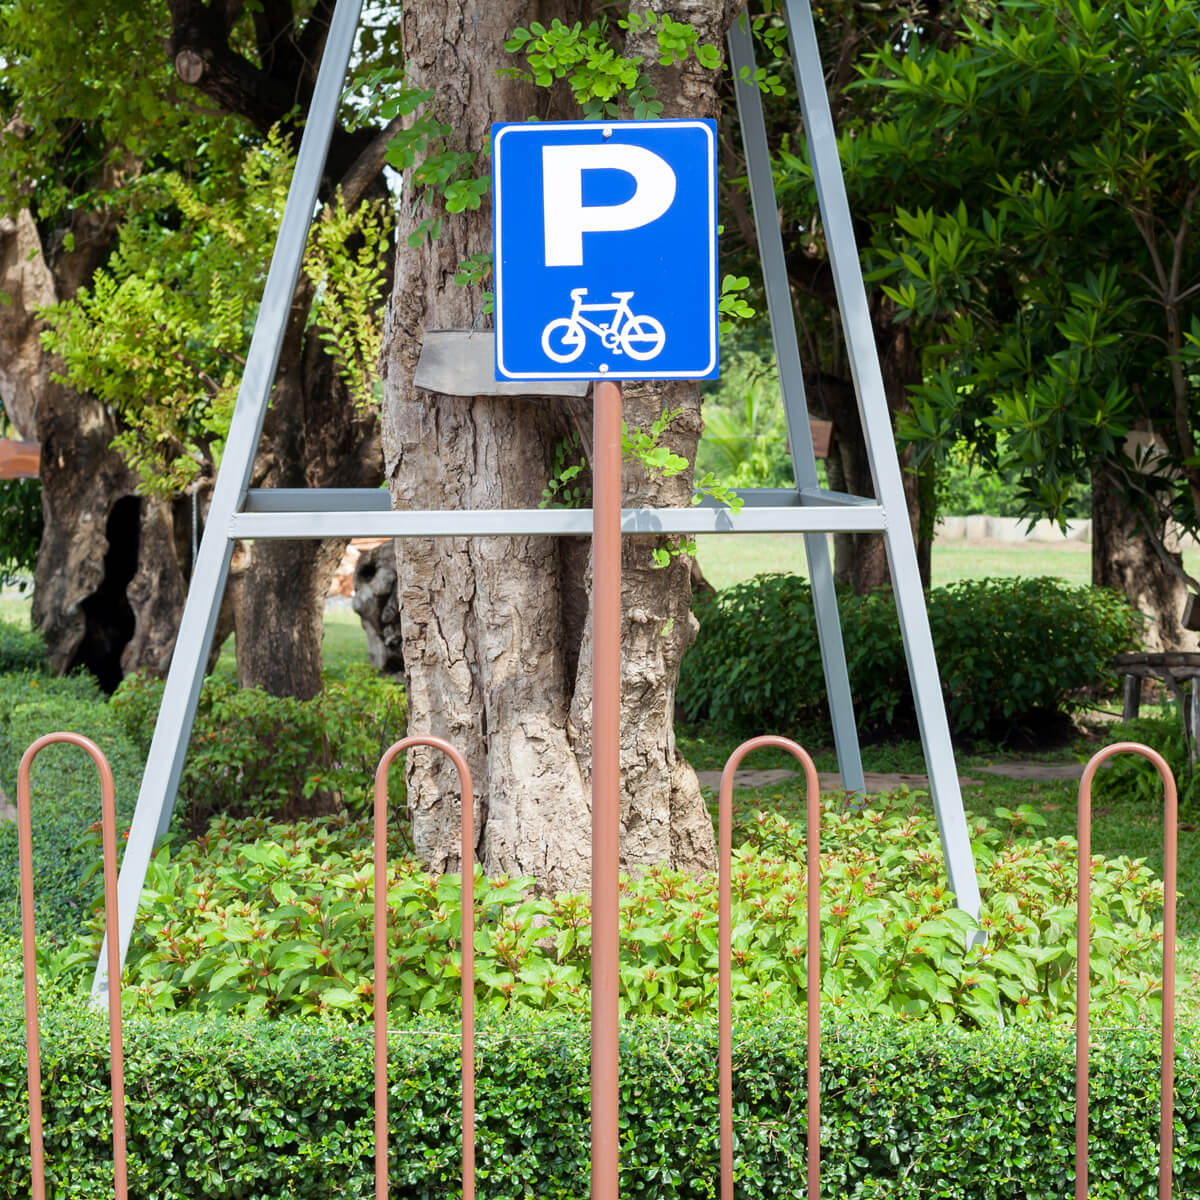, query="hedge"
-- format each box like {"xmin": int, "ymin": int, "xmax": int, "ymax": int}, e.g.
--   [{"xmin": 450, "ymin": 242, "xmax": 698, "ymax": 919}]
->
[
  {"xmin": 0, "ymin": 621, "xmax": 45, "ymax": 675},
  {"xmin": 110, "ymin": 666, "xmax": 408, "ymax": 829},
  {"xmin": 678, "ymin": 575, "xmax": 1141, "ymax": 738},
  {"xmin": 0, "ymin": 1003, "xmax": 1193, "ymax": 1198},
  {"xmin": 0, "ymin": 677, "xmax": 142, "ymax": 943}
]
